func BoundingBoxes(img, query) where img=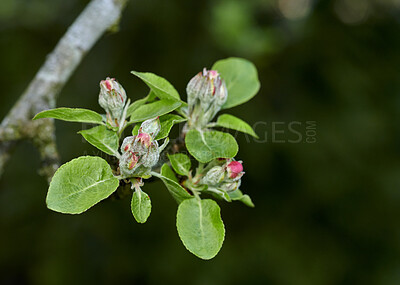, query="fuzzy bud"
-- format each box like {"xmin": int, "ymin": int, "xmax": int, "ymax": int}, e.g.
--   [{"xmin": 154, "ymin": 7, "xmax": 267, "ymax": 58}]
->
[
  {"xmin": 139, "ymin": 117, "xmax": 161, "ymax": 139},
  {"xmin": 99, "ymin": 77, "xmax": 127, "ymax": 127},
  {"xmin": 201, "ymin": 166, "xmax": 225, "ymax": 185},
  {"xmin": 140, "ymin": 141, "xmax": 160, "ymax": 168},
  {"xmin": 119, "ymin": 134, "xmax": 160, "ymax": 177},
  {"xmin": 136, "ymin": 133, "xmax": 152, "ymax": 148},
  {"xmin": 121, "ymin": 136, "xmax": 135, "ymax": 152},
  {"xmin": 186, "ymin": 69, "xmax": 228, "ymax": 128},
  {"xmin": 187, "ymin": 69, "xmax": 226, "ymax": 111},
  {"xmin": 200, "ymin": 159, "xmax": 245, "ymax": 195},
  {"xmin": 119, "ymin": 150, "xmax": 140, "ymax": 176}
]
